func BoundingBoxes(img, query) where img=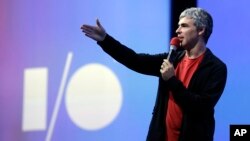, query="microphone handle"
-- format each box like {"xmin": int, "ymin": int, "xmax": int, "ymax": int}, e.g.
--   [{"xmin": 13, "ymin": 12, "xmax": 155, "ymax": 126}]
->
[{"xmin": 166, "ymin": 48, "xmax": 173, "ymax": 61}]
